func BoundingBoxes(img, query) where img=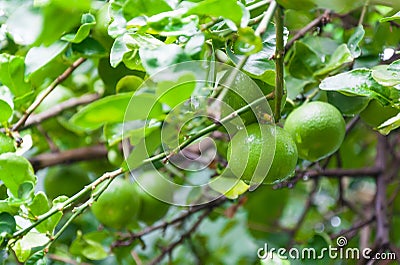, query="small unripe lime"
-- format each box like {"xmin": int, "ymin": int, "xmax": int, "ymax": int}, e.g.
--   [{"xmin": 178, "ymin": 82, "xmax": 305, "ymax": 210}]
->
[
  {"xmin": 284, "ymin": 101, "xmax": 346, "ymax": 162},
  {"xmin": 134, "ymin": 171, "xmax": 173, "ymax": 225},
  {"xmin": 44, "ymin": 165, "xmax": 91, "ymax": 200},
  {"xmin": 92, "ymin": 178, "xmax": 141, "ymax": 229},
  {"xmin": 227, "ymin": 124, "xmax": 298, "ymax": 183}
]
